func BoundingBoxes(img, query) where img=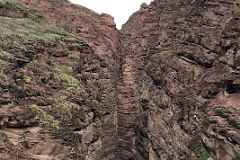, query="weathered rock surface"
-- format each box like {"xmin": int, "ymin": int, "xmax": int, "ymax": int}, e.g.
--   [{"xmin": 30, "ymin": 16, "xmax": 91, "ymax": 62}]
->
[
  {"xmin": 121, "ymin": 0, "xmax": 240, "ymax": 159},
  {"xmin": 0, "ymin": 0, "xmax": 240, "ymax": 160}
]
